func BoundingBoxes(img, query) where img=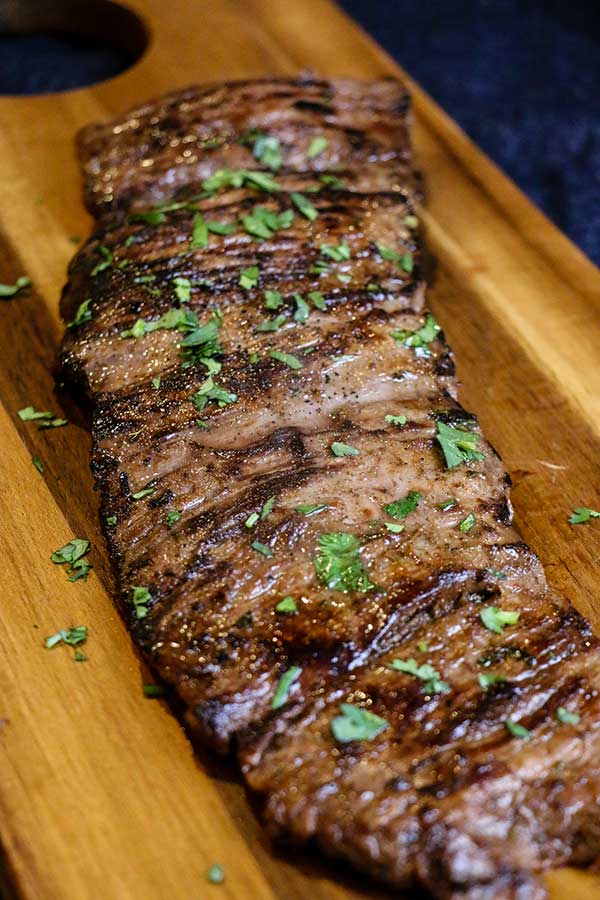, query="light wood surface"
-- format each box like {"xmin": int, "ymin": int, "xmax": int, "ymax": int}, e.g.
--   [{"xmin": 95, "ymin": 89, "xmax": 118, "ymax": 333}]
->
[{"xmin": 0, "ymin": 1, "xmax": 599, "ymax": 897}]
